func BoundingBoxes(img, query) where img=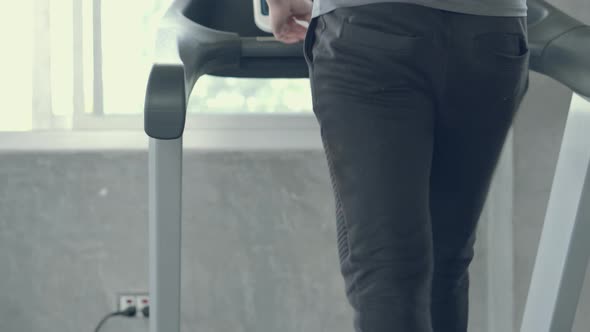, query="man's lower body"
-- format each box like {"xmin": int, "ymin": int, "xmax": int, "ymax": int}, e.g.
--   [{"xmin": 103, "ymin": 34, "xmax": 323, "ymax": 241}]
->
[{"xmin": 303, "ymin": 3, "xmax": 529, "ymax": 332}]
